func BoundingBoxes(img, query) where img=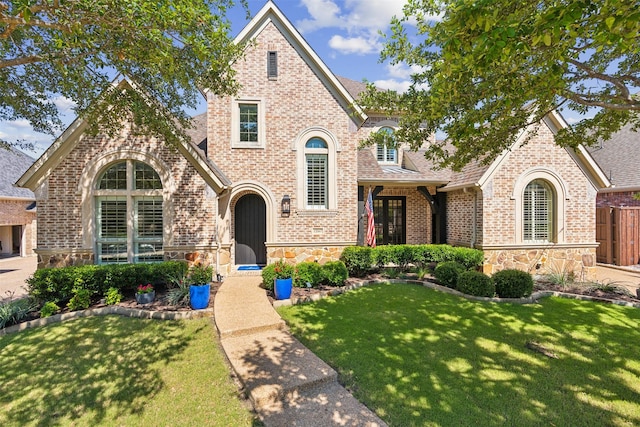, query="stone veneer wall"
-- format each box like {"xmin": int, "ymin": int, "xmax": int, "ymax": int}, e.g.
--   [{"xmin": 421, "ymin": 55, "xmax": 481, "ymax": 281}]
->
[
  {"xmin": 267, "ymin": 245, "xmax": 346, "ymax": 265},
  {"xmin": 483, "ymin": 246, "xmax": 597, "ymax": 281}
]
